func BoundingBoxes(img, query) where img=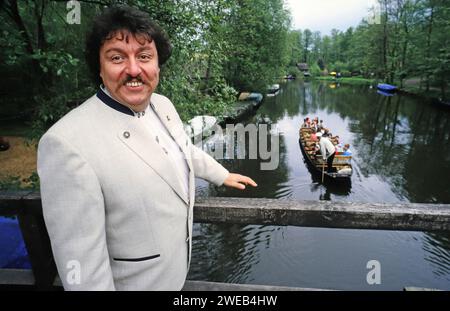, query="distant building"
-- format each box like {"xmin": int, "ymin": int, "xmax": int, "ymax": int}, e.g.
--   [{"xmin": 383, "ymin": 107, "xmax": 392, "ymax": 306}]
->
[{"xmin": 297, "ymin": 63, "xmax": 309, "ymax": 72}]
